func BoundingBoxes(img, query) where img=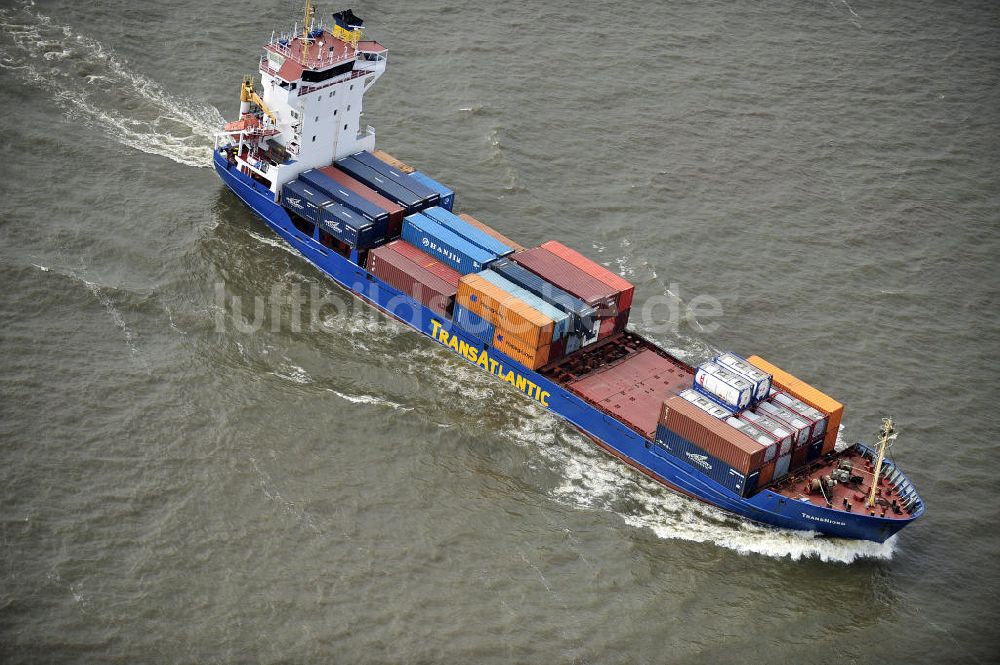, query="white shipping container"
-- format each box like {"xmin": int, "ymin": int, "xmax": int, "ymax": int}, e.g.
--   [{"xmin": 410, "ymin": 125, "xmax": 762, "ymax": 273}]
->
[
  {"xmin": 679, "ymin": 388, "xmax": 735, "ymax": 419},
  {"xmin": 725, "ymin": 416, "xmax": 778, "ymax": 463},
  {"xmin": 757, "ymin": 401, "xmax": 811, "ymax": 447},
  {"xmin": 774, "ymin": 452, "xmax": 792, "ymax": 480},
  {"xmin": 694, "ymin": 362, "xmax": 754, "ymax": 411},
  {"xmin": 741, "ymin": 411, "xmax": 794, "ymax": 456},
  {"xmin": 773, "ymin": 392, "xmax": 828, "ymax": 438},
  {"xmin": 716, "ymin": 352, "xmax": 772, "ymax": 401}
]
